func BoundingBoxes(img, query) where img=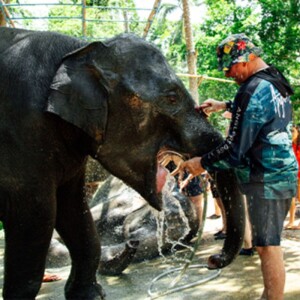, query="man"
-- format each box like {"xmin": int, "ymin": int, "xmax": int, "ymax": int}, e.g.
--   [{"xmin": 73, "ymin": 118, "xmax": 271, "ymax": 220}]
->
[{"xmin": 172, "ymin": 33, "xmax": 297, "ymax": 300}]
